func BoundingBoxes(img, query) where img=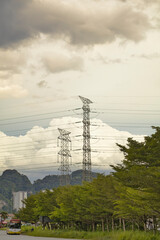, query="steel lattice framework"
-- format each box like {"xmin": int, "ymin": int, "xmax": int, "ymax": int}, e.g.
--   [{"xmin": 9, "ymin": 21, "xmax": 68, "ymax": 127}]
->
[
  {"xmin": 79, "ymin": 96, "xmax": 93, "ymax": 182},
  {"xmin": 57, "ymin": 128, "xmax": 71, "ymax": 186}
]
